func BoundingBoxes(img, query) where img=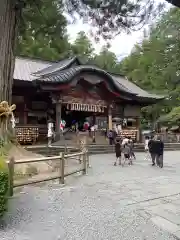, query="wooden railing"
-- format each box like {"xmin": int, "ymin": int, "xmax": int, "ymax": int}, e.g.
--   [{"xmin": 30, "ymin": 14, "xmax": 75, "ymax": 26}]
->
[{"xmin": 7, "ymin": 151, "xmax": 89, "ymax": 196}]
